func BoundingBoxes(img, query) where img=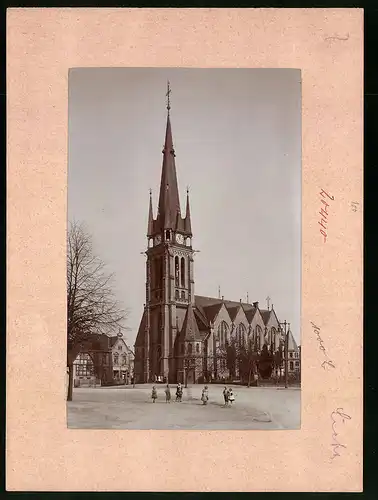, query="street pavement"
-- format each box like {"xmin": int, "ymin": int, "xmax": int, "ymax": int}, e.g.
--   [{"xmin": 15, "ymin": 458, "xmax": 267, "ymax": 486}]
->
[{"xmin": 67, "ymin": 383, "xmax": 301, "ymax": 430}]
